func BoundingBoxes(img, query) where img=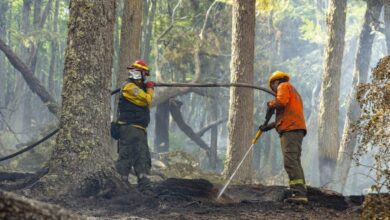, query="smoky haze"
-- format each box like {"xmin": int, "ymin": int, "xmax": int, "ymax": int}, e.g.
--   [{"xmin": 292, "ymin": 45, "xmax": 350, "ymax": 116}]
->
[{"xmin": 0, "ymin": 0, "xmax": 385, "ymax": 196}]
